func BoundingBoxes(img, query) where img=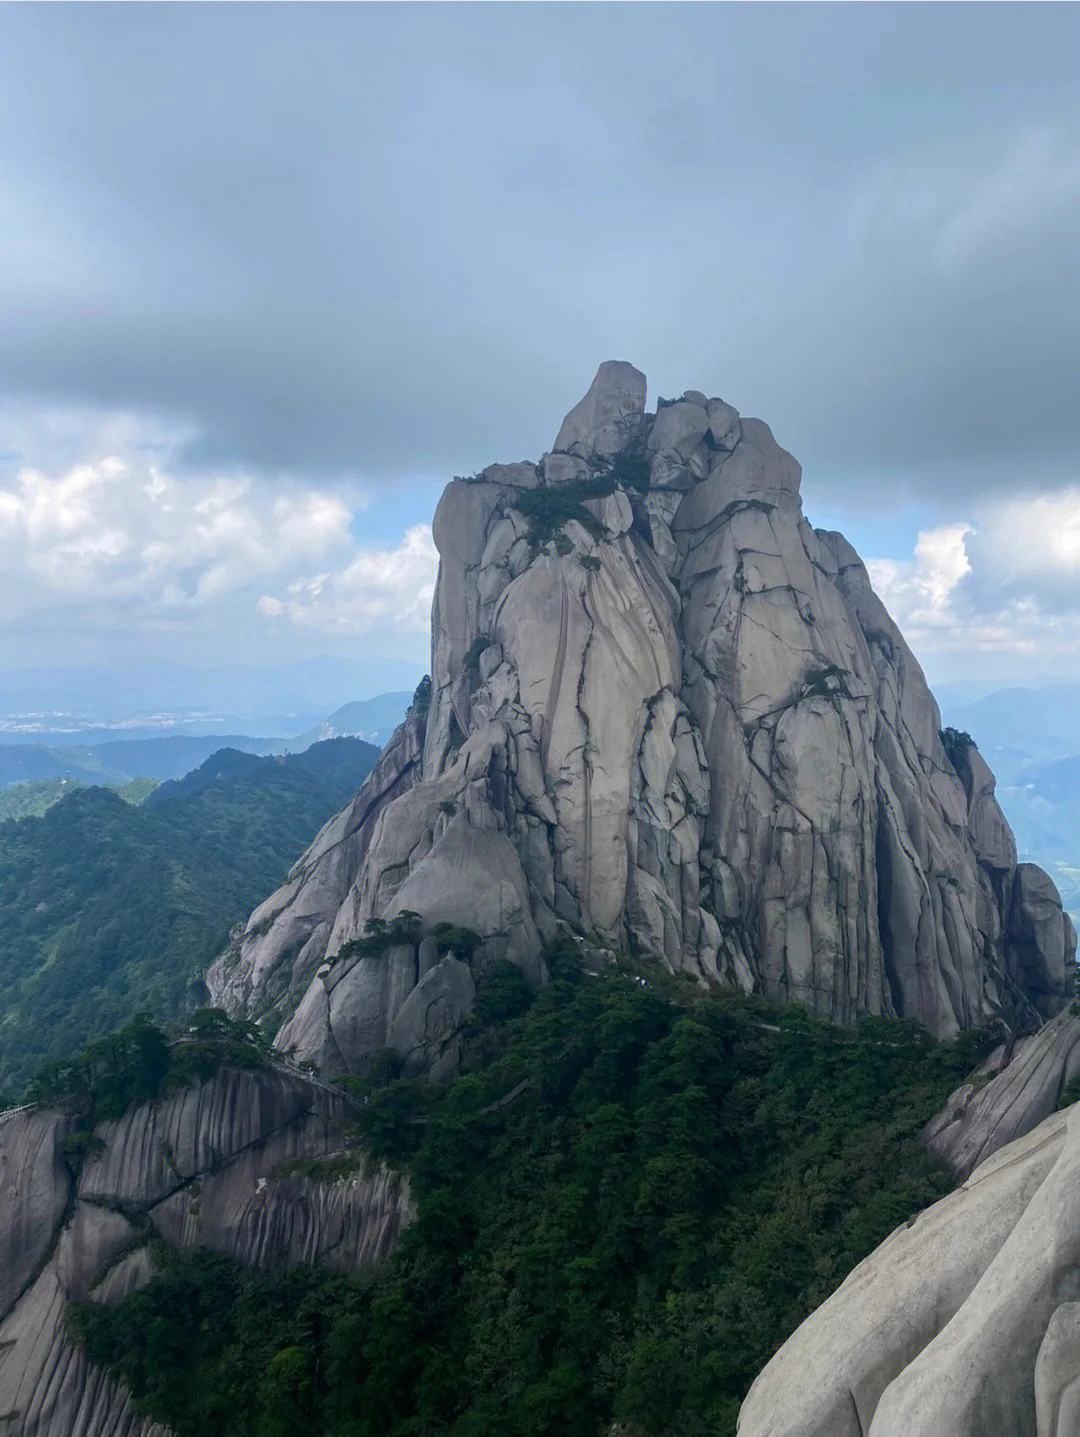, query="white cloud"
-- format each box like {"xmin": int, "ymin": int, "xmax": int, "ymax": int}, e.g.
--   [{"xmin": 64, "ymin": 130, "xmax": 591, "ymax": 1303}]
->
[
  {"xmin": 972, "ymin": 488, "xmax": 1080, "ymax": 591},
  {"xmin": 0, "ymin": 455, "xmax": 352, "ymax": 615},
  {"xmin": 257, "ymin": 524, "xmax": 438, "ymax": 635},
  {"xmin": 867, "ymin": 523, "xmax": 973, "ymax": 634},
  {"xmin": 868, "ymin": 490, "xmax": 1080, "ymax": 669},
  {"xmin": 0, "ymin": 407, "xmax": 438, "ymax": 660}
]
